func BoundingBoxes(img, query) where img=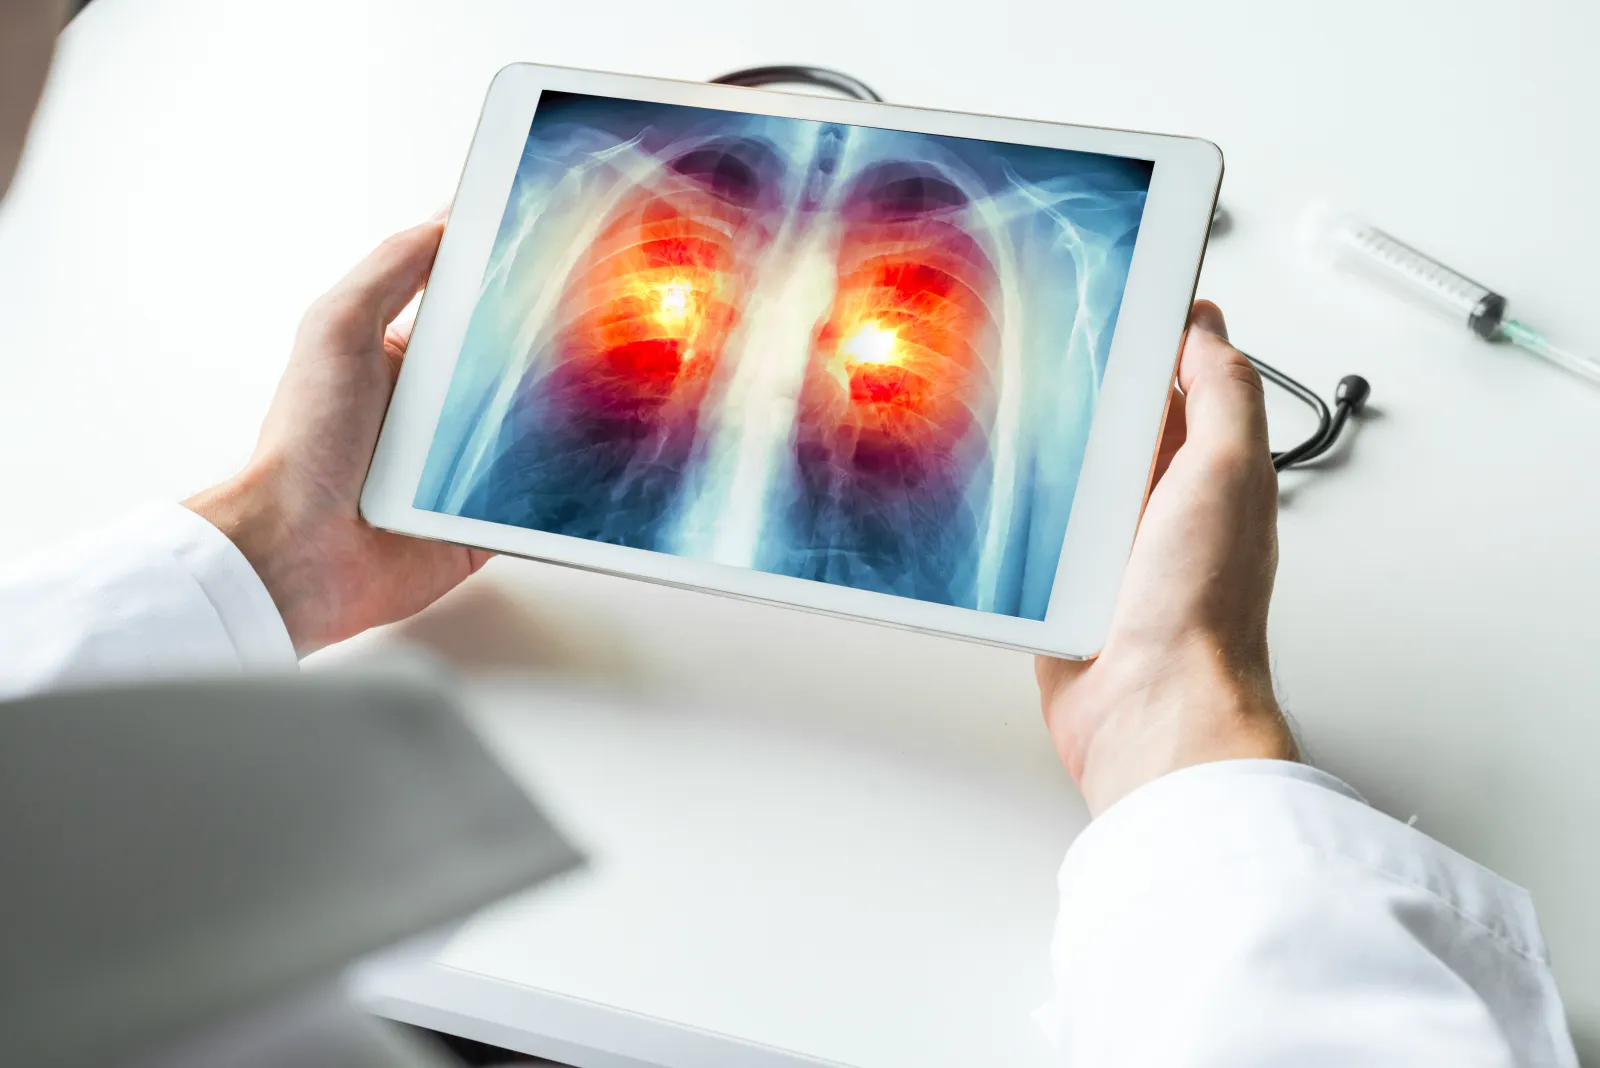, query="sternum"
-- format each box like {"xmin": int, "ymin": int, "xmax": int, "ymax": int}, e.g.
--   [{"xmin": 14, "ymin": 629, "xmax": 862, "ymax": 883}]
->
[{"xmin": 669, "ymin": 225, "xmax": 838, "ymax": 568}]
